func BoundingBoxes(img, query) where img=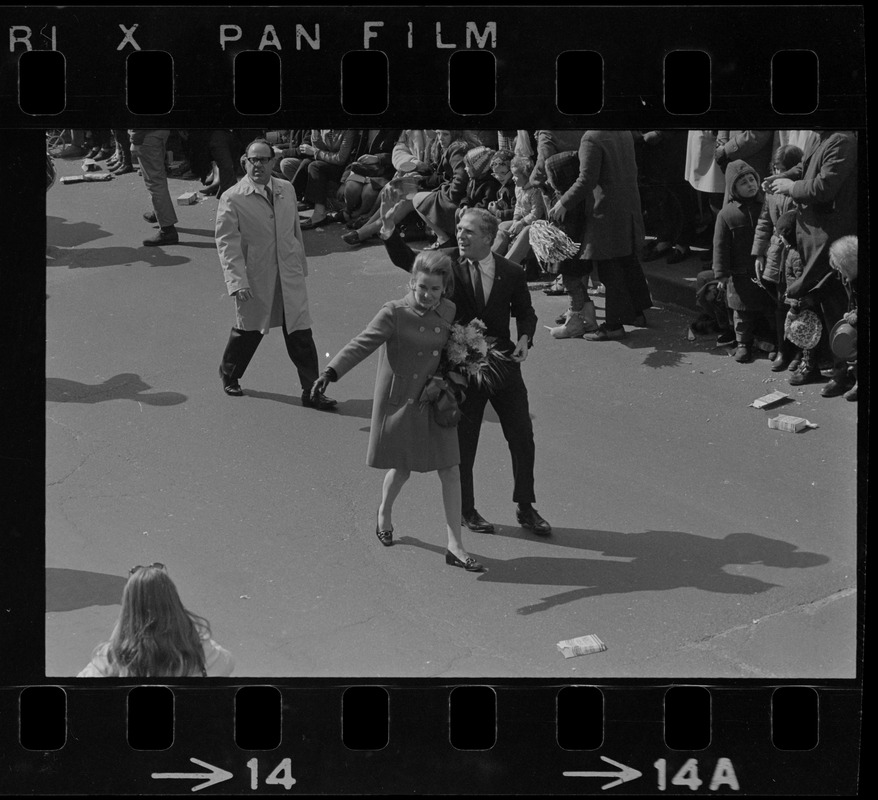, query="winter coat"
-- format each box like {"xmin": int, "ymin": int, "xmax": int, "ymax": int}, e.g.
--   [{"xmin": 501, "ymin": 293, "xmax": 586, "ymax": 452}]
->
[
  {"xmin": 785, "ymin": 131, "xmax": 858, "ymax": 299},
  {"xmin": 491, "ymin": 176, "xmax": 517, "ymax": 221},
  {"xmin": 304, "ymin": 129, "xmax": 357, "ymax": 167},
  {"xmin": 327, "ymin": 295, "xmax": 460, "ymax": 472},
  {"xmin": 531, "ymin": 130, "xmax": 587, "ymax": 185},
  {"xmin": 715, "ymin": 130, "xmax": 774, "ymax": 180},
  {"xmin": 712, "ymin": 160, "xmax": 774, "ymax": 312},
  {"xmin": 559, "ymin": 130, "xmax": 645, "ymax": 261},
  {"xmin": 216, "ymin": 176, "xmax": 312, "ymax": 333},
  {"xmin": 752, "ymin": 192, "xmax": 797, "ymax": 284}
]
